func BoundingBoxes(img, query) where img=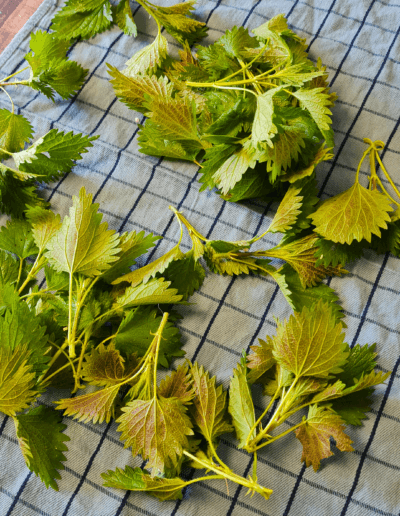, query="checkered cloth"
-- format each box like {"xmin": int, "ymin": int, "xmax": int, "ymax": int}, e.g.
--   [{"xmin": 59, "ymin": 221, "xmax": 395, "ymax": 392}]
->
[{"xmin": 0, "ymin": 0, "xmax": 399, "ymax": 514}]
